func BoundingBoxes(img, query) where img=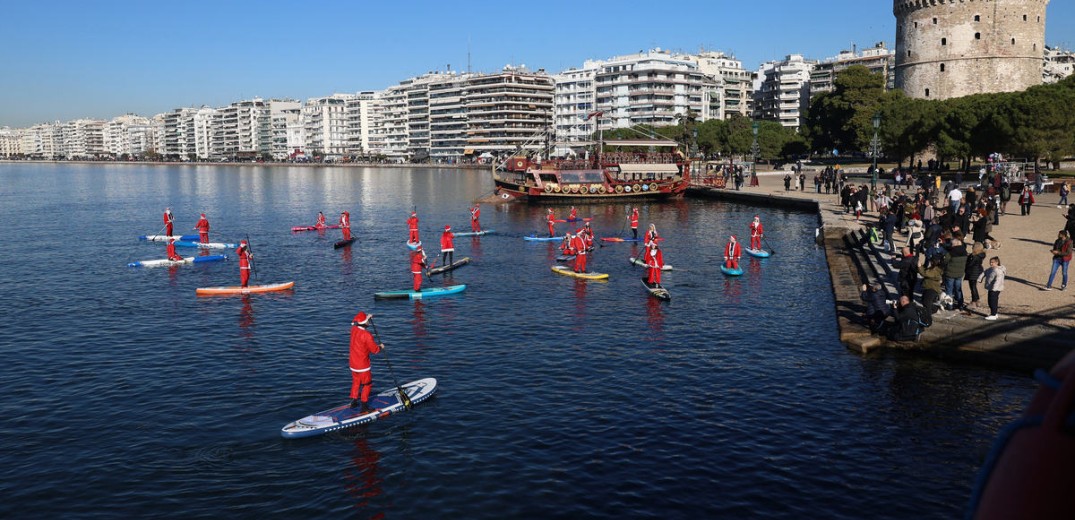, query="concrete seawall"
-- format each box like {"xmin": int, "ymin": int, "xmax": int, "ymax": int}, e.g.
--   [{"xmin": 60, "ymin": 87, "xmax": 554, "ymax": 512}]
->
[{"xmin": 687, "ymin": 184, "xmax": 1074, "ymax": 374}]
